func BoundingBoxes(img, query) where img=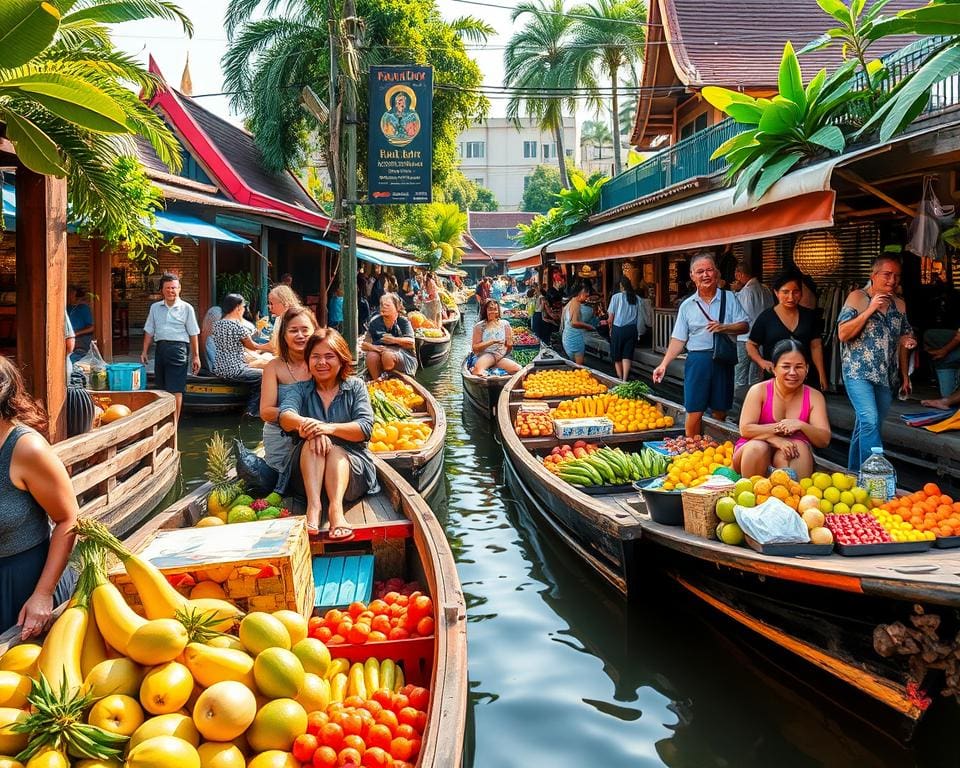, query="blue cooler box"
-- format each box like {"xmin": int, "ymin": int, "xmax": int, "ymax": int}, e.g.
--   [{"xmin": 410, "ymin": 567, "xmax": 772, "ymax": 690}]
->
[{"xmin": 107, "ymin": 362, "xmax": 146, "ymax": 391}]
